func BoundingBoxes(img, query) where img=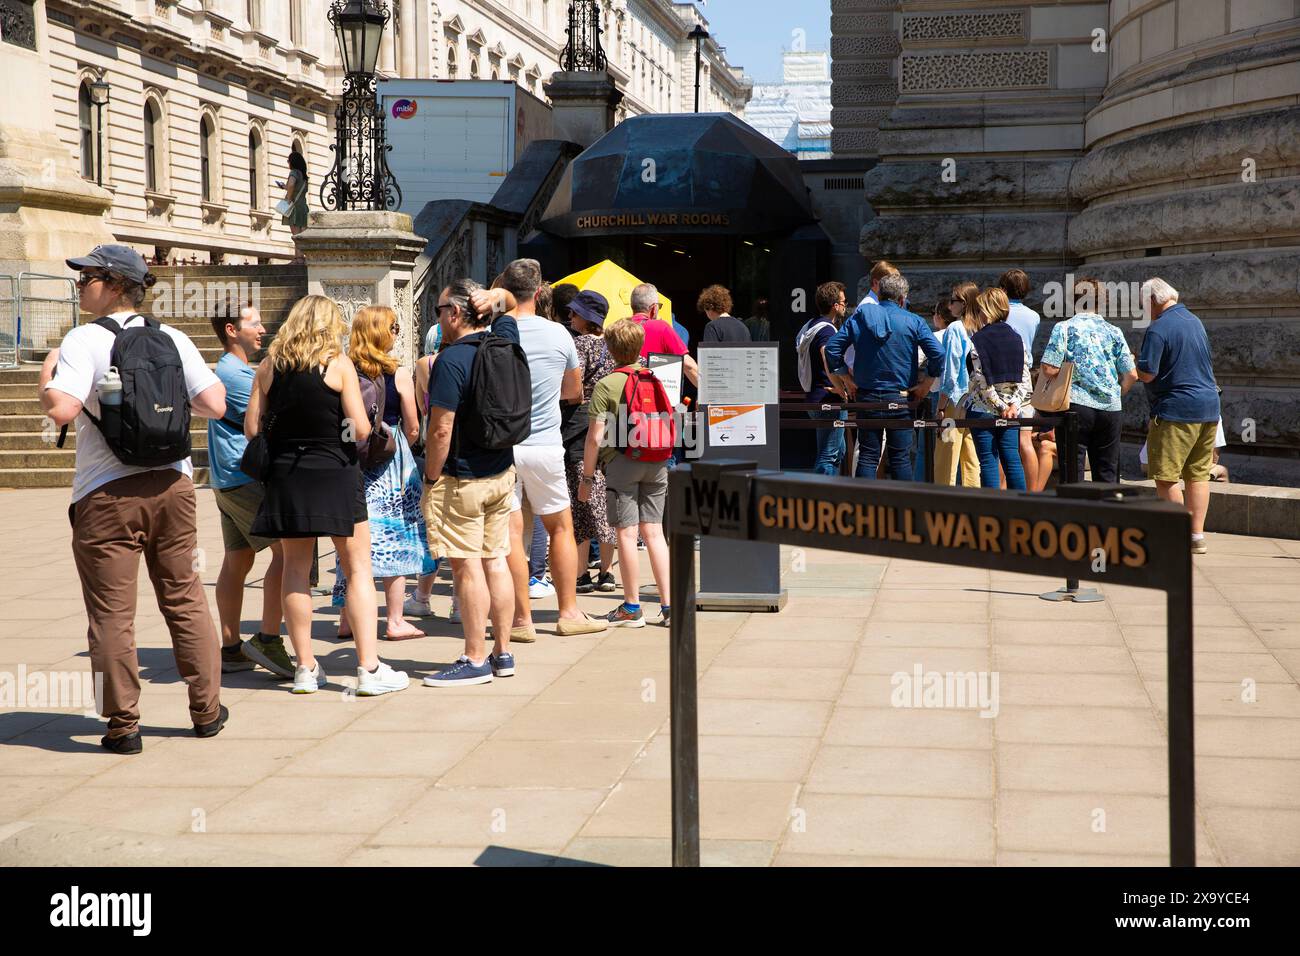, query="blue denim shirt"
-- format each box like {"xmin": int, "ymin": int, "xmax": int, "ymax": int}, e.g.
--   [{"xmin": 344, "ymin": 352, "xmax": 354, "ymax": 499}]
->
[{"xmin": 825, "ymin": 301, "xmax": 943, "ymax": 394}]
